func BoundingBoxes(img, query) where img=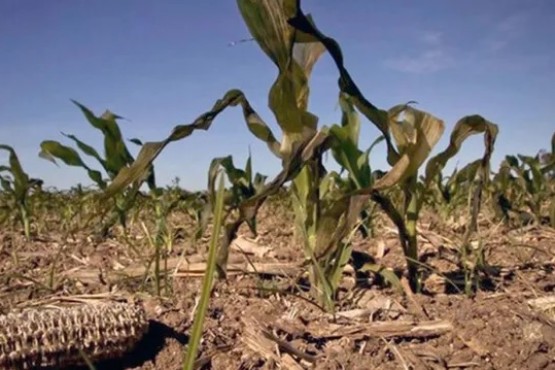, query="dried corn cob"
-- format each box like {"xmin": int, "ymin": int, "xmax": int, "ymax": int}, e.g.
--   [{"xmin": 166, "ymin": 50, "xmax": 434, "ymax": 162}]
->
[{"xmin": 0, "ymin": 301, "xmax": 148, "ymax": 369}]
